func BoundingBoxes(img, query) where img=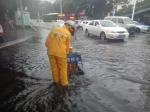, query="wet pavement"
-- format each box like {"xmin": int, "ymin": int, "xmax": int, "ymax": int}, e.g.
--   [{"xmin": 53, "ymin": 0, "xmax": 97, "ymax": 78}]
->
[{"xmin": 0, "ymin": 27, "xmax": 150, "ymax": 112}]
